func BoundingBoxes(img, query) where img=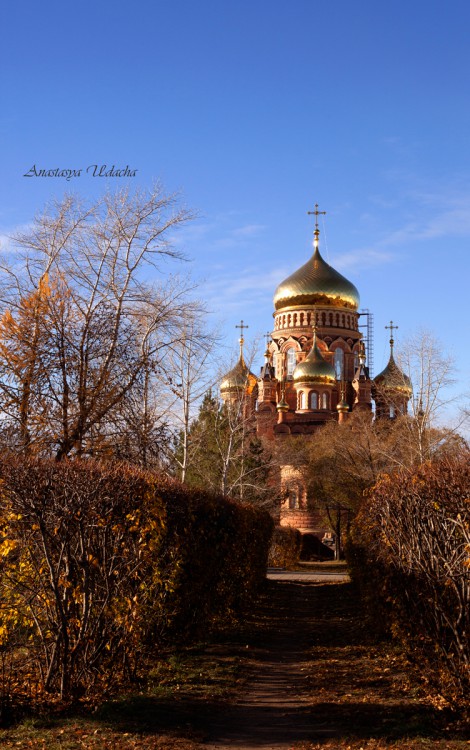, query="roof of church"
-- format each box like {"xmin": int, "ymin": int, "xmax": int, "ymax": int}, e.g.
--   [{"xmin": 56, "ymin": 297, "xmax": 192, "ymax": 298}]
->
[
  {"xmin": 292, "ymin": 333, "xmax": 336, "ymax": 385},
  {"xmin": 273, "ymin": 243, "xmax": 360, "ymax": 312}
]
